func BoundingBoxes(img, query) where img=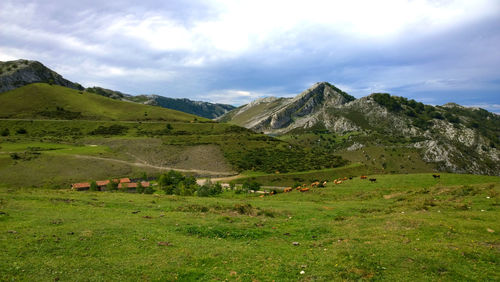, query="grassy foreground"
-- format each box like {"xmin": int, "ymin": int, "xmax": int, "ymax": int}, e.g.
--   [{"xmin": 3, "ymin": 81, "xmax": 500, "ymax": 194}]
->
[{"xmin": 1, "ymin": 173, "xmax": 499, "ymax": 281}]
